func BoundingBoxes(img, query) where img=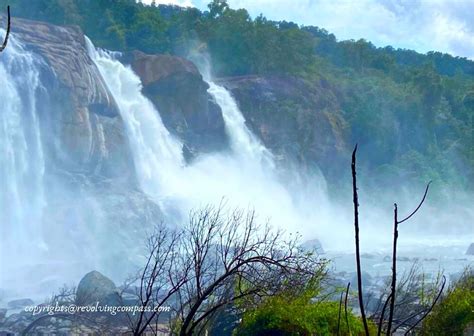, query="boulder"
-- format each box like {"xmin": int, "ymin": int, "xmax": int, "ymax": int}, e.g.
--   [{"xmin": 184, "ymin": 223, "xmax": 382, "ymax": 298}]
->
[
  {"xmin": 7, "ymin": 298, "xmax": 34, "ymax": 310},
  {"xmin": 0, "ymin": 308, "xmax": 7, "ymax": 322},
  {"xmin": 466, "ymin": 243, "xmax": 474, "ymax": 255},
  {"xmin": 351, "ymin": 271, "xmax": 373, "ymax": 287},
  {"xmin": 76, "ymin": 271, "xmax": 118, "ymax": 306},
  {"xmin": 125, "ymin": 51, "xmax": 228, "ymax": 158},
  {"xmin": 361, "ymin": 253, "xmax": 377, "ymax": 259}
]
